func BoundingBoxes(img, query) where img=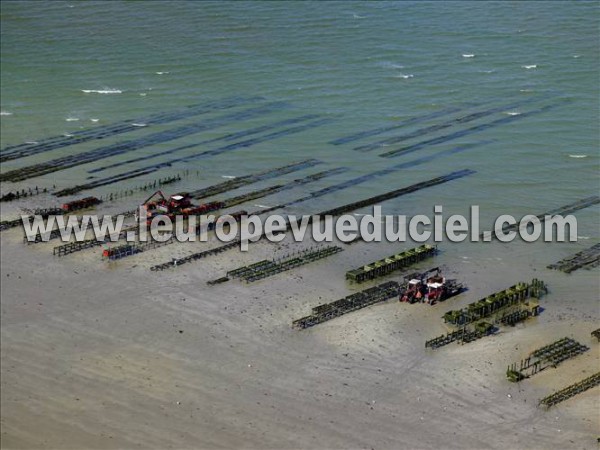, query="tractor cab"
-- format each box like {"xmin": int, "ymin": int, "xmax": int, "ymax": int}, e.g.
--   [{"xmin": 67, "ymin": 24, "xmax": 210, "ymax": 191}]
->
[
  {"xmin": 399, "ymin": 268, "xmax": 462, "ymax": 305},
  {"xmin": 169, "ymin": 193, "xmax": 192, "ymax": 211},
  {"xmin": 401, "ymin": 278, "xmax": 426, "ymax": 303}
]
